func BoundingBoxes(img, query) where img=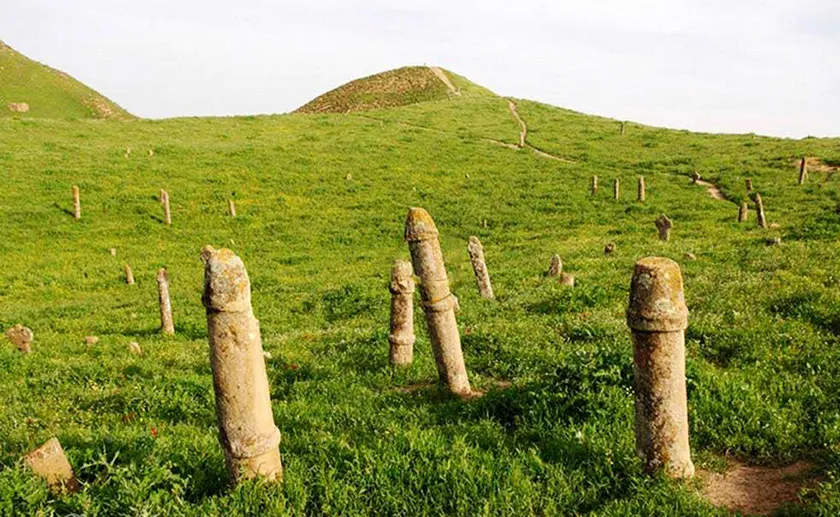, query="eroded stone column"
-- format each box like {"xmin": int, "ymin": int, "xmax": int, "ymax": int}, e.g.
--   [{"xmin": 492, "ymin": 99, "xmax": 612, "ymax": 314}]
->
[
  {"xmin": 7, "ymin": 324, "xmax": 33, "ymax": 353},
  {"xmin": 799, "ymin": 157, "xmax": 808, "ymax": 185},
  {"xmin": 157, "ymin": 268, "xmax": 175, "ymax": 335},
  {"xmin": 388, "ymin": 259, "xmax": 415, "ymax": 367},
  {"xmin": 72, "ymin": 186, "xmax": 81, "ymax": 220},
  {"xmin": 467, "ymin": 236, "xmax": 494, "ymax": 300},
  {"xmin": 23, "ymin": 438, "xmax": 80, "ymax": 494},
  {"xmin": 655, "ymin": 214, "xmax": 672, "ymax": 242},
  {"xmin": 162, "ymin": 190, "xmax": 172, "ymax": 226},
  {"xmin": 591, "ymin": 176, "xmax": 598, "ymax": 196},
  {"xmin": 547, "ymin": 254, "xmax": 562, "ymax": 277},
  {"xmin": 201, "ymin": 246, "xmax": 283, "ymax": 484},
  {"xmin": 124, "ymin": 264, "xmax": 135, "ymax": 285},
  {"xmin": 753, "ymin": 193, "xmax": 767, "ymax": 228},
  {"xmin": 745, "ymin": 178, "xmax": 753, "ymax": 192},
  {"xmin": 405, "ymin": 208, "xmax": 471, "ymax": 396},
  {"xmin": 638, "ymin": 176, "xmax": 646, "ymax": 202},
  {"xmin": 614, "ymin": 178, "xmax": 620, "ymax": 200},
  {"xmin": 229, "ymin": 199, "xmax": 237, "ymax": 217},
  {"xmin": 627, "ymin": 257, "xmax": 694, "ymax": 479},
  {"xmin": 738, "ymin": 202, "xmax": 749, "ymax": 223}
]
